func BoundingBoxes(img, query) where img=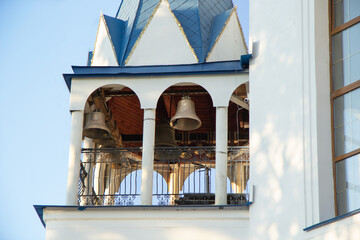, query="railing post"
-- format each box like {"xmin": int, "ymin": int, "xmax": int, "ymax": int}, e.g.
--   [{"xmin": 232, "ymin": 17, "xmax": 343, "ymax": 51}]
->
[
  {"xmin": 66, "ymin": 110, "xmax": 84, "ymax": 205},
  {"xmin": 215, "ymin": 106, "xmax": 228, "ymax": 205},
  {"xmin": 141, "ymin": 108, "xmax": 156, "ymax": 205}
]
